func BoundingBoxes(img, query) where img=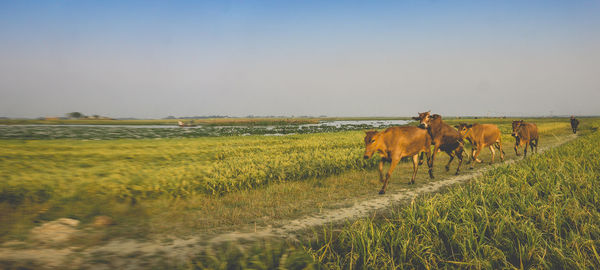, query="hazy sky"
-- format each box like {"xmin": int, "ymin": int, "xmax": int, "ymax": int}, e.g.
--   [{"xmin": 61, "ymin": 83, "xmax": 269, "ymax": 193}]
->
[{"xmin": 1, "ymin": 1, "xmax": 599, "ymax": 118}]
